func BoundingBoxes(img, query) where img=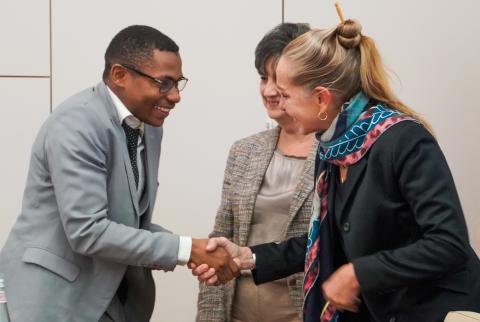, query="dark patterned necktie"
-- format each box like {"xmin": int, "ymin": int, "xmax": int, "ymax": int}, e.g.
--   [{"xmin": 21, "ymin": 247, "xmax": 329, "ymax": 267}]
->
[{"xmin": 122, "ymin": 121, "xmax": 140, "ymax": 187}]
